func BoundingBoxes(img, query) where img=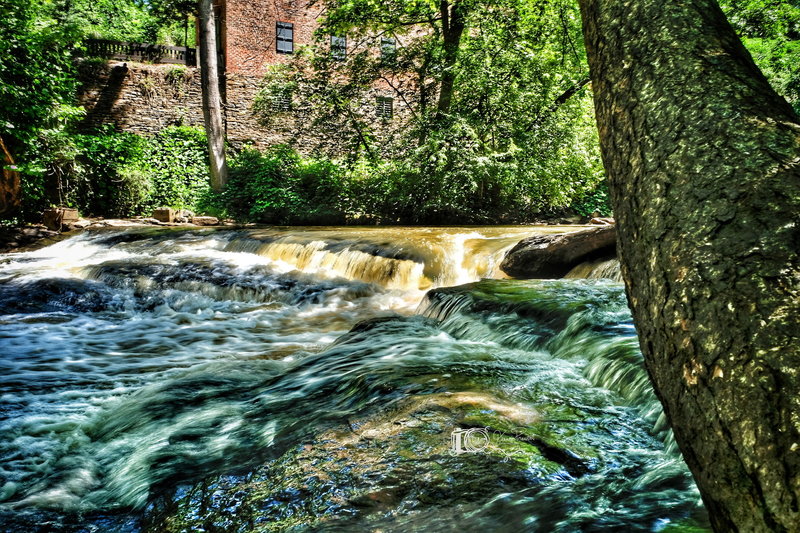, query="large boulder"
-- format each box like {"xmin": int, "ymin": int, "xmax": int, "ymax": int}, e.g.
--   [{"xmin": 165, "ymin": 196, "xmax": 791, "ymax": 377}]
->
[
  {"xmin": 191, "ymin": 215, "xmax": 219, "ymax": 226},
  {"xmin": 500, "ymin": 226, "xmax": 617, "ymax": 279},
  {"xmin": 42, "ymin": 207, "xmax": 79, "ymax": 231},
  {"xmin": 0, "ymin": 135, "xmax": 20, "ymax": 218}
]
